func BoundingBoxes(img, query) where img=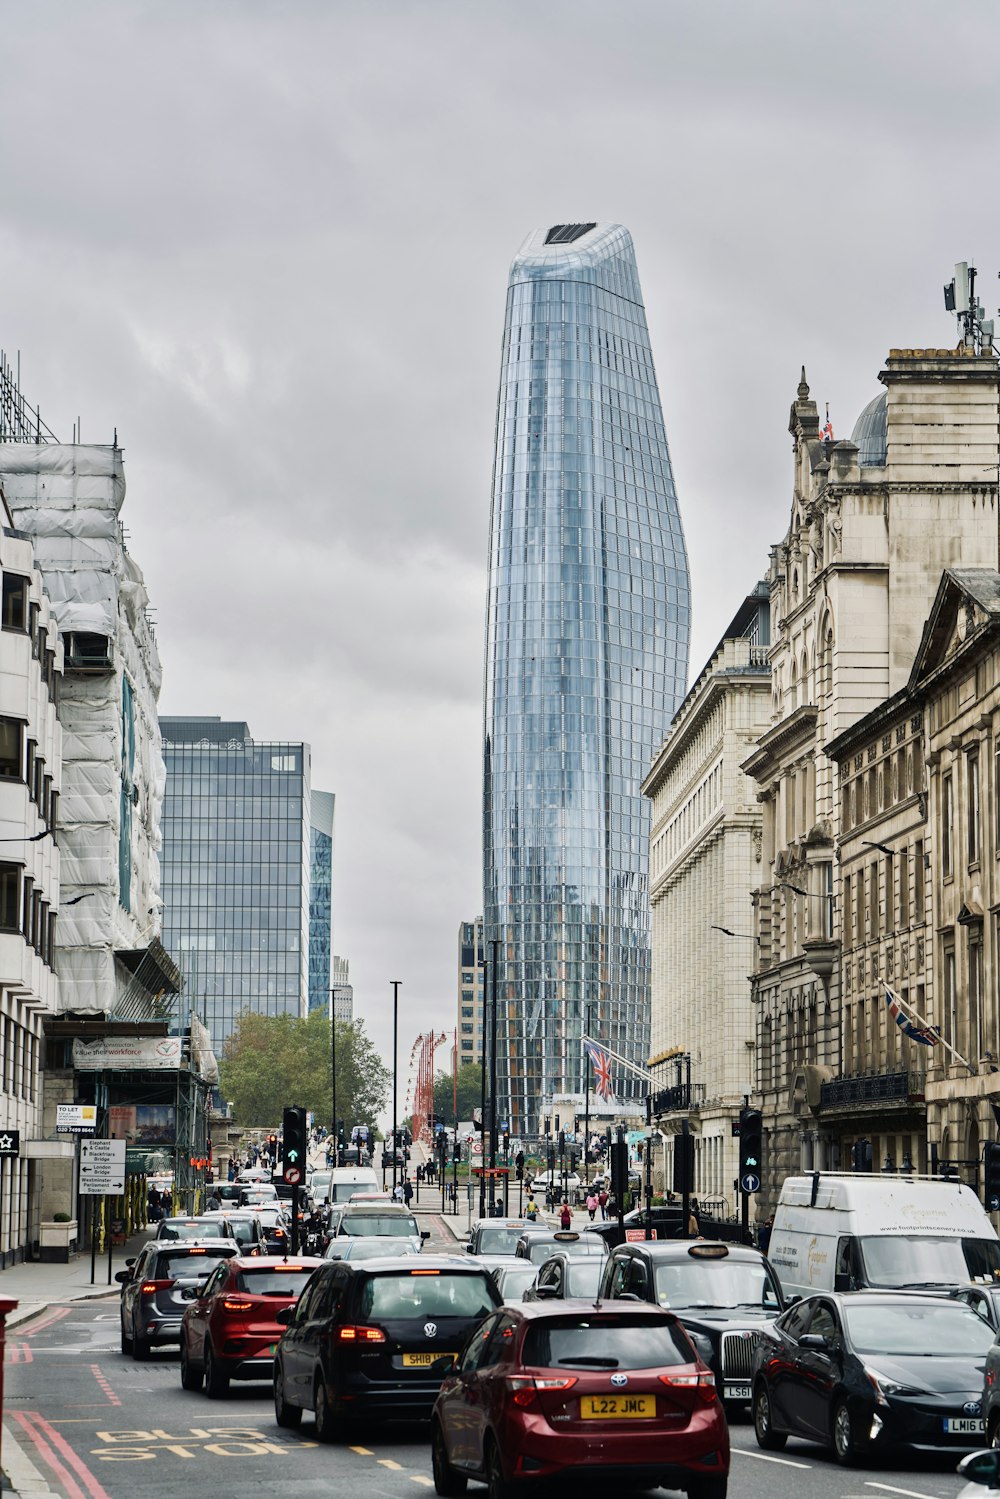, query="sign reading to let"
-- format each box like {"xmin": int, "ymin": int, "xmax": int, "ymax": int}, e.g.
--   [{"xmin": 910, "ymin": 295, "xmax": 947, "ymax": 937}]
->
[{"xmin": 57, "ymin": 1104, "xmax": 97, "ymax": 1134}]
